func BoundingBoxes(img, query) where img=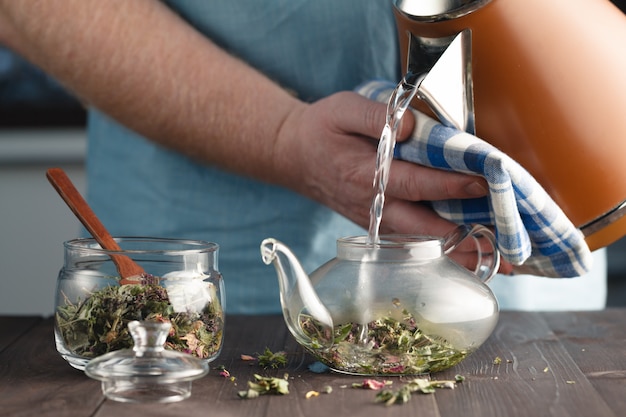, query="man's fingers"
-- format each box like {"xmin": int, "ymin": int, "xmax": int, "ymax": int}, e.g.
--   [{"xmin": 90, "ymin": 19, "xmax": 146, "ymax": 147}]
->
[{"xmin": 386, "ymin": 160, "xmax": 488, "ymax": 202}]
